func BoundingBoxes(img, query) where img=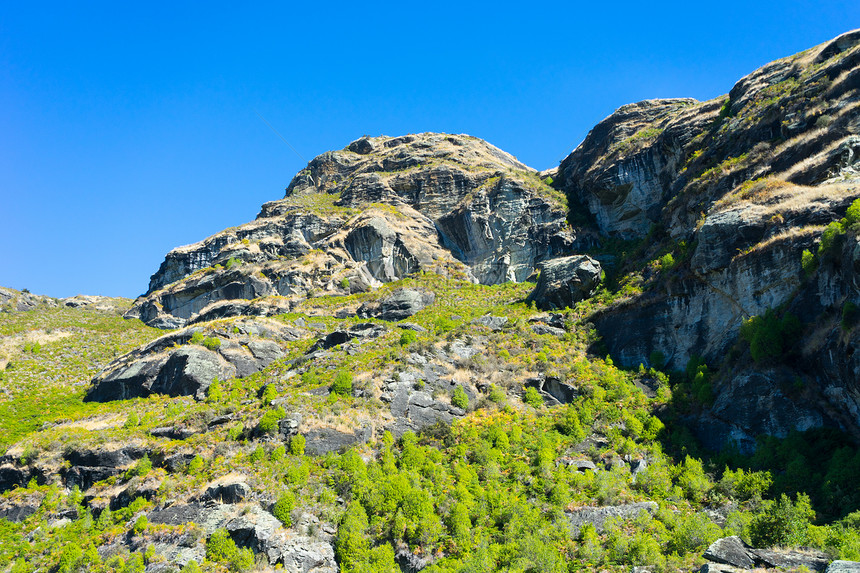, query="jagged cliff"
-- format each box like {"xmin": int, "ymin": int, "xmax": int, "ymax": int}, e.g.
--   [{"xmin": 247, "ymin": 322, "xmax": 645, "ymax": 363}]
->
[
  {"xmin": 127, "ymin": 133, "xmax": 583, "ymax": 330},
  {"xmin": 118, "ymin": 30, "xmax": 860, "ymax": 453},
  {"xmin": 555, "ymin": 29, "xmax": 860, "ymax": 450}
]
